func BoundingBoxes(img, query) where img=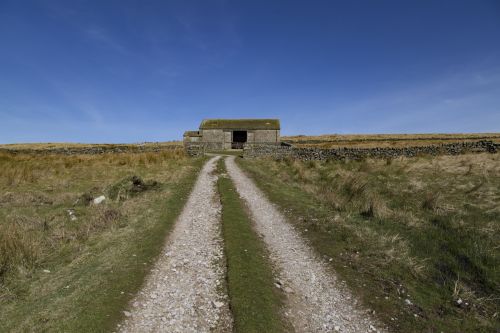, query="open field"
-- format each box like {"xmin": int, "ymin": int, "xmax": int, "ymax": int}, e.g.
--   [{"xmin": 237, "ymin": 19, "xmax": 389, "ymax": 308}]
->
[
  {"xmin": 0, "ymin": 141, "xmax": 182, "ymax": 151},
  {"xmin": 1, "ymin": 140, "xmax": 499, "ymax": 332},
  {"xmin": 282, "ymin": 133, "xmax": 500, "ymax": 148},
  {"xmin": 0, "ymin": 149, "xmax": 202, "ymax": 331},
  {"xmin": 237, "ymin": 152, "xmax": 500, "ymax": 332}
]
